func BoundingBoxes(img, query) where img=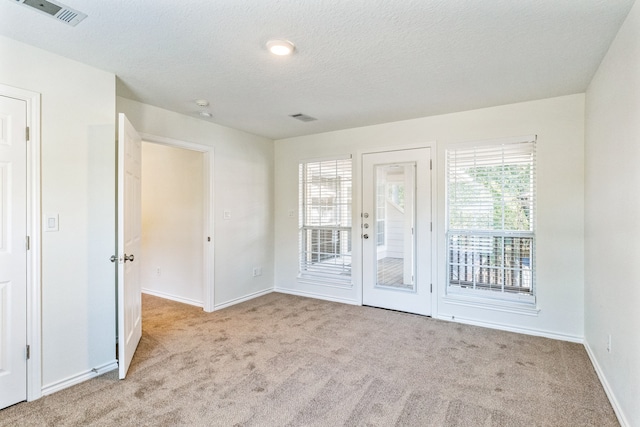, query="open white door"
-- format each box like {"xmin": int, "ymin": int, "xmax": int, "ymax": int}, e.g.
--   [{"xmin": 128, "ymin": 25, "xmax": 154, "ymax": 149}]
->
[
  {"xmin": 0, "ymin": 95, "xmax": 28, "ymax": 408},
  {"xmin": 117, "ymin": 113, "xmax": 142, "ymax": 379}
]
